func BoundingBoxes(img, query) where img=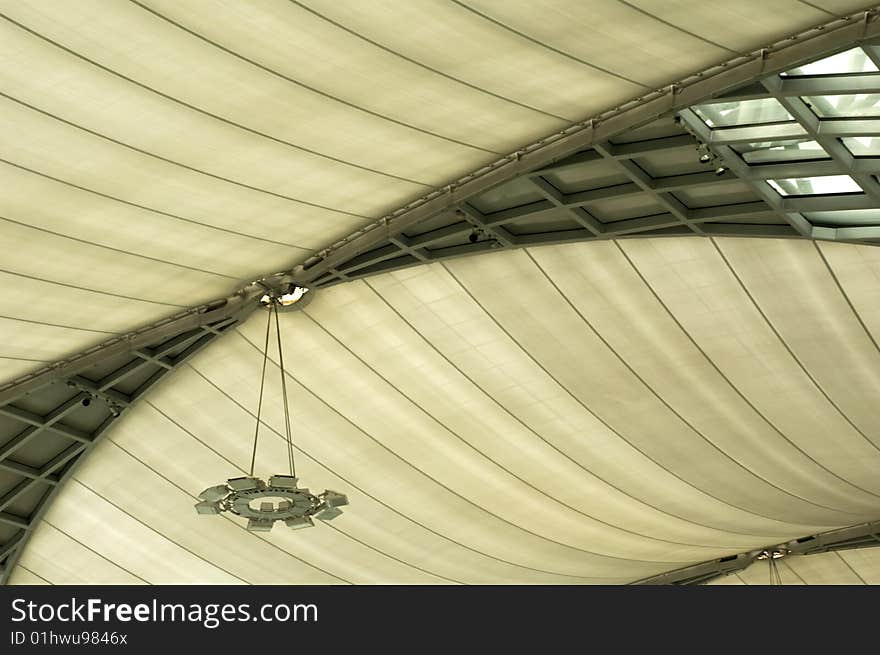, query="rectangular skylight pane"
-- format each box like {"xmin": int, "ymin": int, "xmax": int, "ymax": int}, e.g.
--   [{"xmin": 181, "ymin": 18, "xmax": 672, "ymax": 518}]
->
[
  {"xmin": 693, "ymin": 98, "xmax": 793, "ymax": 127},
  {"xmin": 767, "ymin": 175, "xmax": 862, "ymax": 196},
  {"xmin": 805, "ymin": 94, "xmax": 880, "ymax": 118},
  {"xmin": 782, "ymin": 47, "xmax": 878, "ymax": 76},
  {"xmin": 842, "ymin": 136, "xmax": 880, "ymax": 157},
  {"xmin": 732, "ymin": 139, "xmax": 827, "ymax": 163}
]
